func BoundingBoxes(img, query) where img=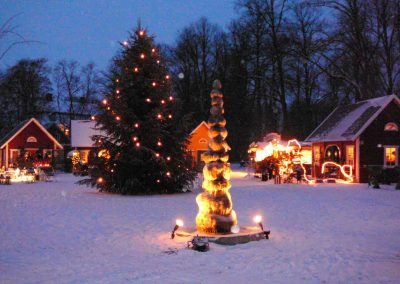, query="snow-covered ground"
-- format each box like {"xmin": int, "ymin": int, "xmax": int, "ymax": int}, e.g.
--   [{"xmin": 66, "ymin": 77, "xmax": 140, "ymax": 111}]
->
[{"xmin": 1, "ymin": 167, "xmax": 400, "ymax": 284}]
